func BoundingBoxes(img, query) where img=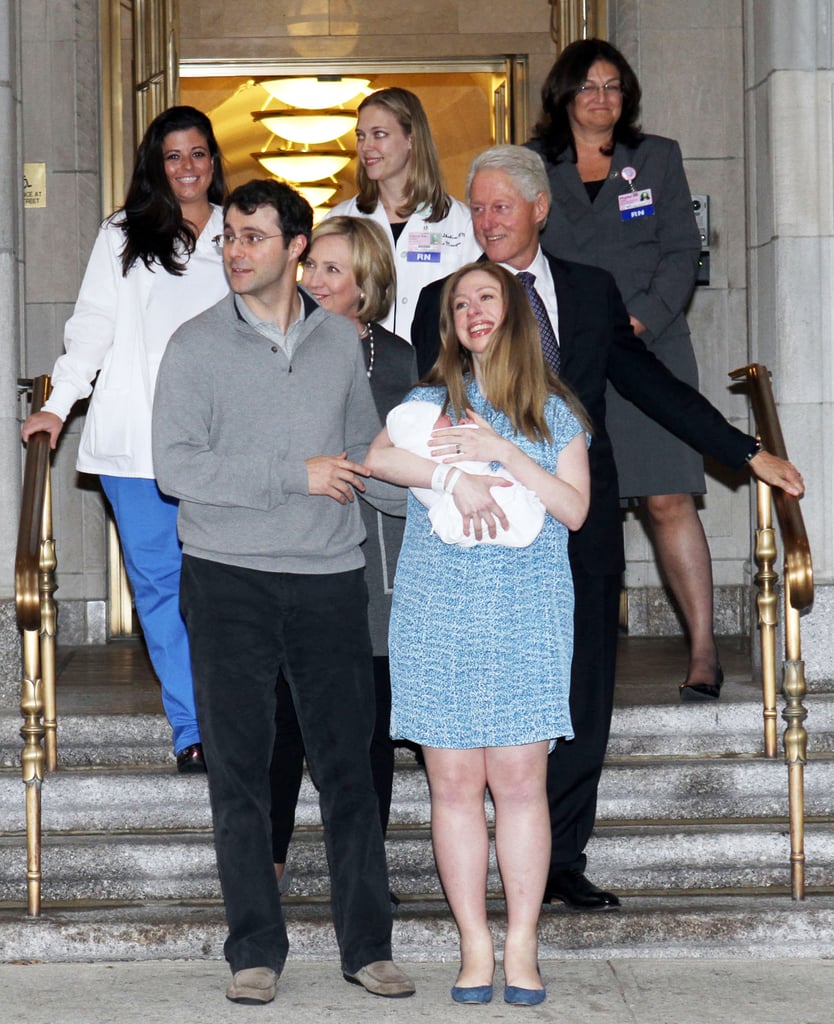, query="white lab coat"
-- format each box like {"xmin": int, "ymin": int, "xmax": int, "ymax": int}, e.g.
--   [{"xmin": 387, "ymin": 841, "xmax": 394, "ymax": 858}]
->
[{"xmin": 42, "ymin": 206, "xmax": 228, "ymax": 478}]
